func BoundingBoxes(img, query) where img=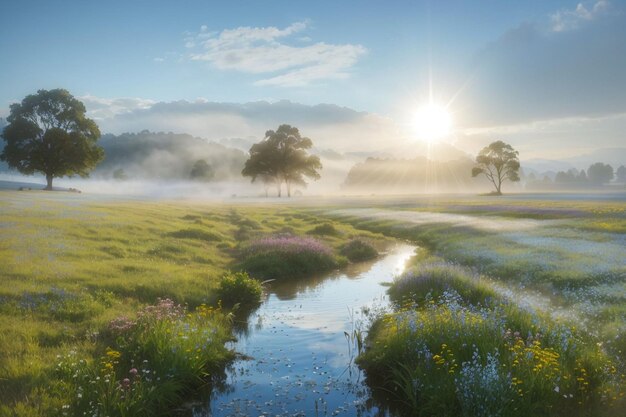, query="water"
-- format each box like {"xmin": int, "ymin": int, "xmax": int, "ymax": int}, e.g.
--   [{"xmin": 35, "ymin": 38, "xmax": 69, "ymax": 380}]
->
[{"xmin": 196, "ymin": 244, "xmax": 416, "ymax": 417}]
